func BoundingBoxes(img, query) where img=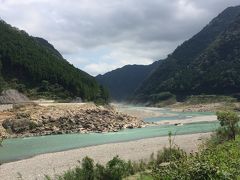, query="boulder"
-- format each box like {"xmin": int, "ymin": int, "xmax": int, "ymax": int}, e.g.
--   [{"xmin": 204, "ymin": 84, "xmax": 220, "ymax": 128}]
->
[
  {"xmin": 3, "ymin": 118, "xmax": 32, "ymax": 133},
  {"xmin": 0, "ymin": 89, "xmax": 29, "ymax": 104}
]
